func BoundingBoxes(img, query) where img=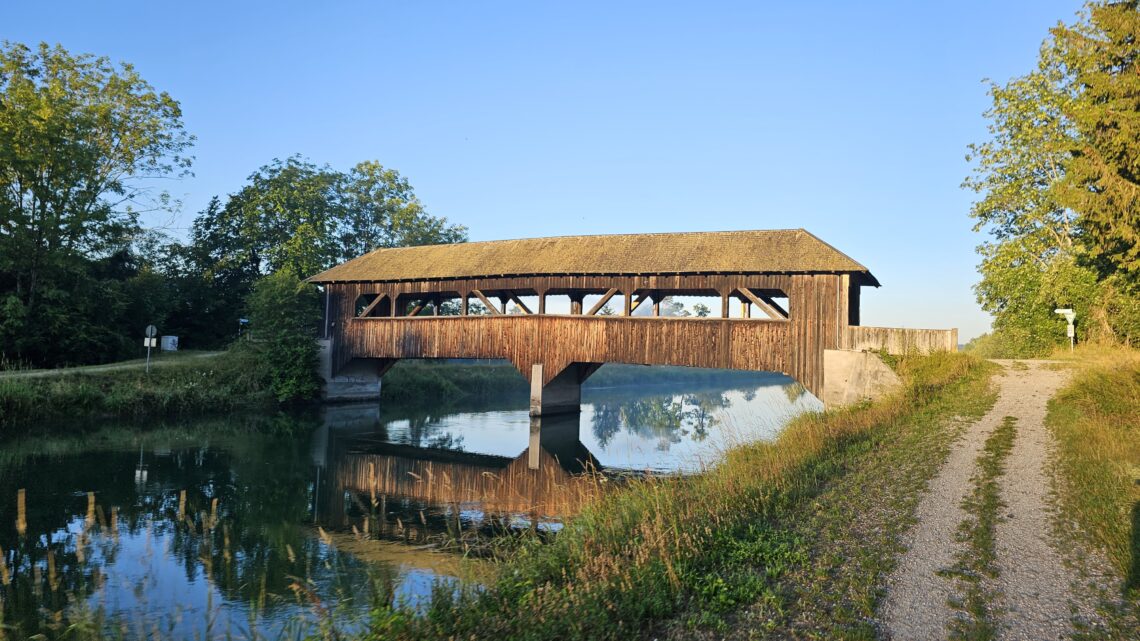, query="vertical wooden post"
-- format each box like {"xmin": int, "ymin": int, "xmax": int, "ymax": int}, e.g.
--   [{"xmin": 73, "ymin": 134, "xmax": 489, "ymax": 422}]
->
[
  {"xmin": 653, "ymin": 294, "xmax": 661, "ymax": 317},
  {"xmin": 461, "ymin": 292, "xmax": 469, "ymax": 316},
  {"xmin": 720, "ymin": 290, "xmax": 730, "ymax": 318},
  {"xmin": 623, "ymin": 291, "xmax": 632, "ymax": 316},
  {"xmin": 498, "ymin": 296, "xmax": 509, "ymax": 314},
  {"xmin": 570, "ymin": 293, "xmax": 583, "ymax": 315},
  {"xmin": 742, "ymin": 300, "xmax": 750, "ymax": 318},
  {"xmin": 538, "ymin": 290, "xmax": 546, "ymax": 315}
]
